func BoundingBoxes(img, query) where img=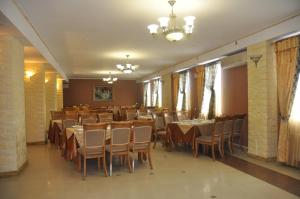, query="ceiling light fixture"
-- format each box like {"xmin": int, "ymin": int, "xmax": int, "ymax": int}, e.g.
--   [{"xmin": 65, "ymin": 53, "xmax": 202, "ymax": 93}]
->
[
  {"xmin": 116, "ymin": 54, "xmax": 138, "ymax": 74},
  {"xmin": 147, "ymin": 0, "xmax": 196, "ymax": 42},
  {"xmin": 102, "ymin": 72, "xmax": 118, "ymax": 84}
]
